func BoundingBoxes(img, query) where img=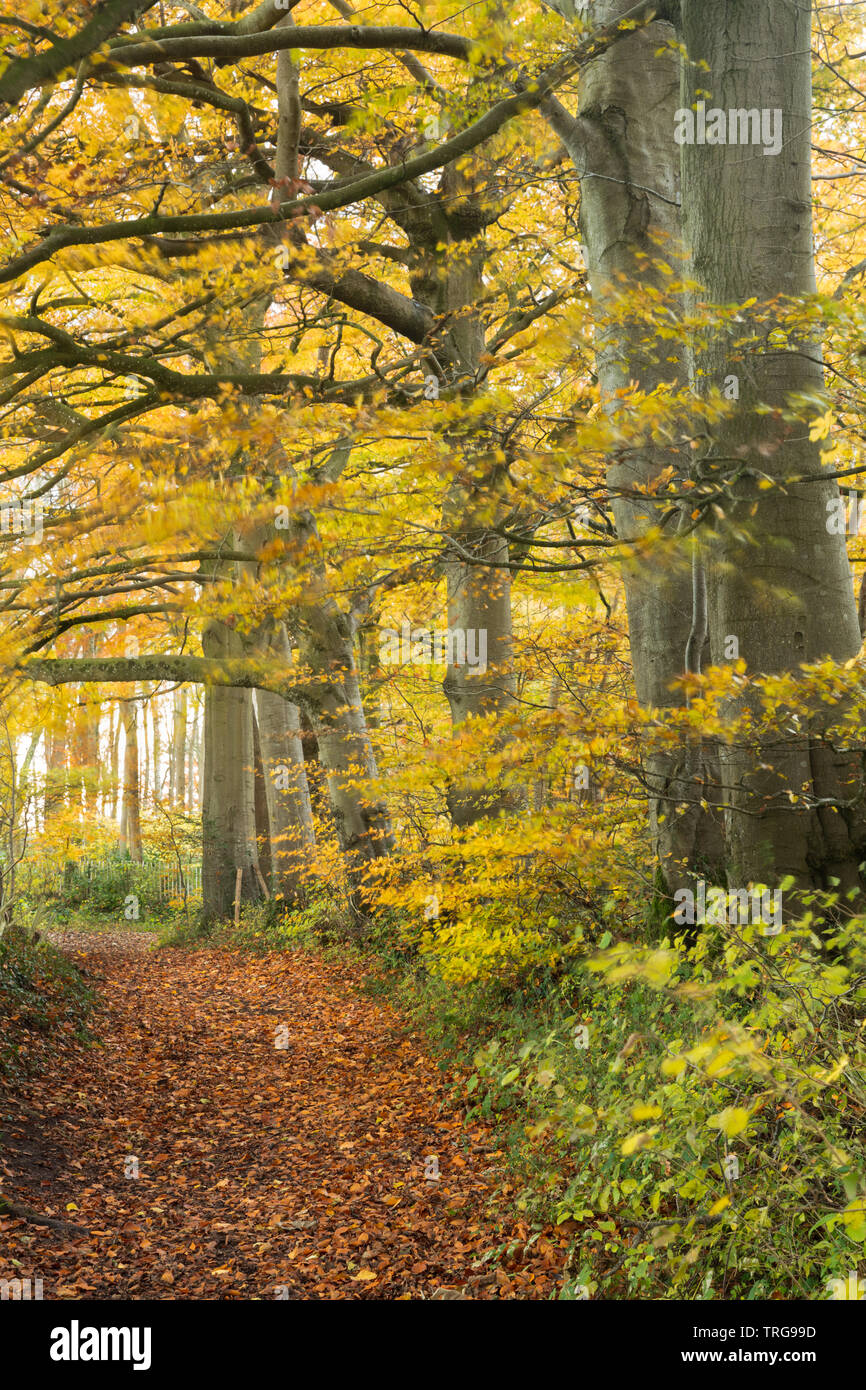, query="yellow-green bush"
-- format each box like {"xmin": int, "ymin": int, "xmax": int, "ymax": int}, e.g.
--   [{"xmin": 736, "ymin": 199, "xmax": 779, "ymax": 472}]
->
[{"xmin": 442, "ymin": 892, "xmax": 866, "ymax": 1299}]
